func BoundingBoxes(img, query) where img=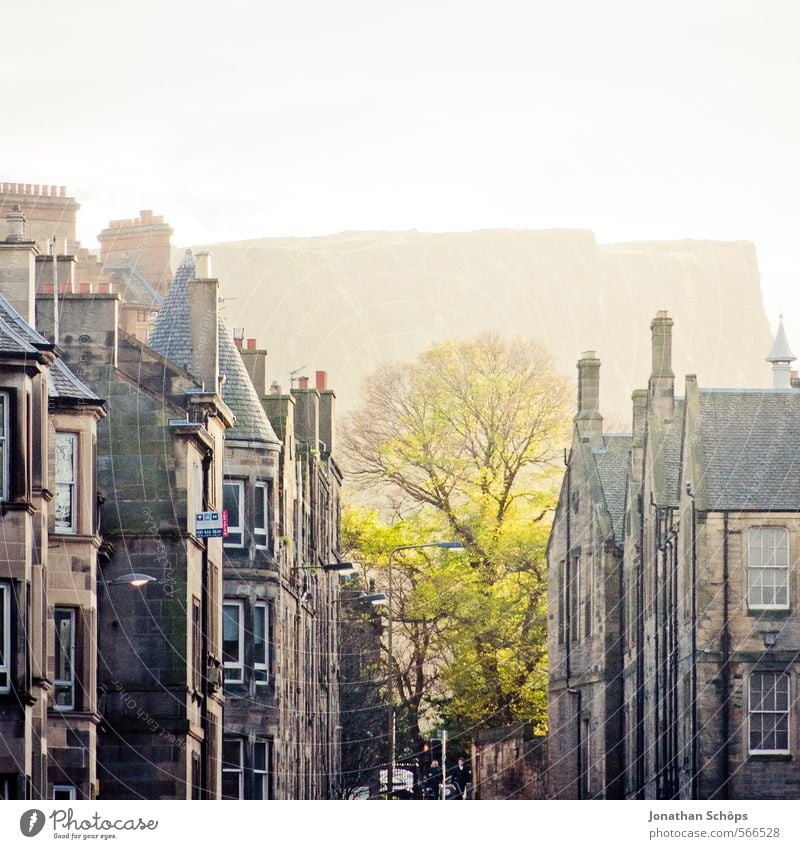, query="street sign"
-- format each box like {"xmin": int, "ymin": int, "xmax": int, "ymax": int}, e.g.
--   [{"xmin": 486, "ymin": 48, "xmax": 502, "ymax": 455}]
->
[{"xmin": 195, "ymin": 511, "xmax": 224, "ymax": 538}]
